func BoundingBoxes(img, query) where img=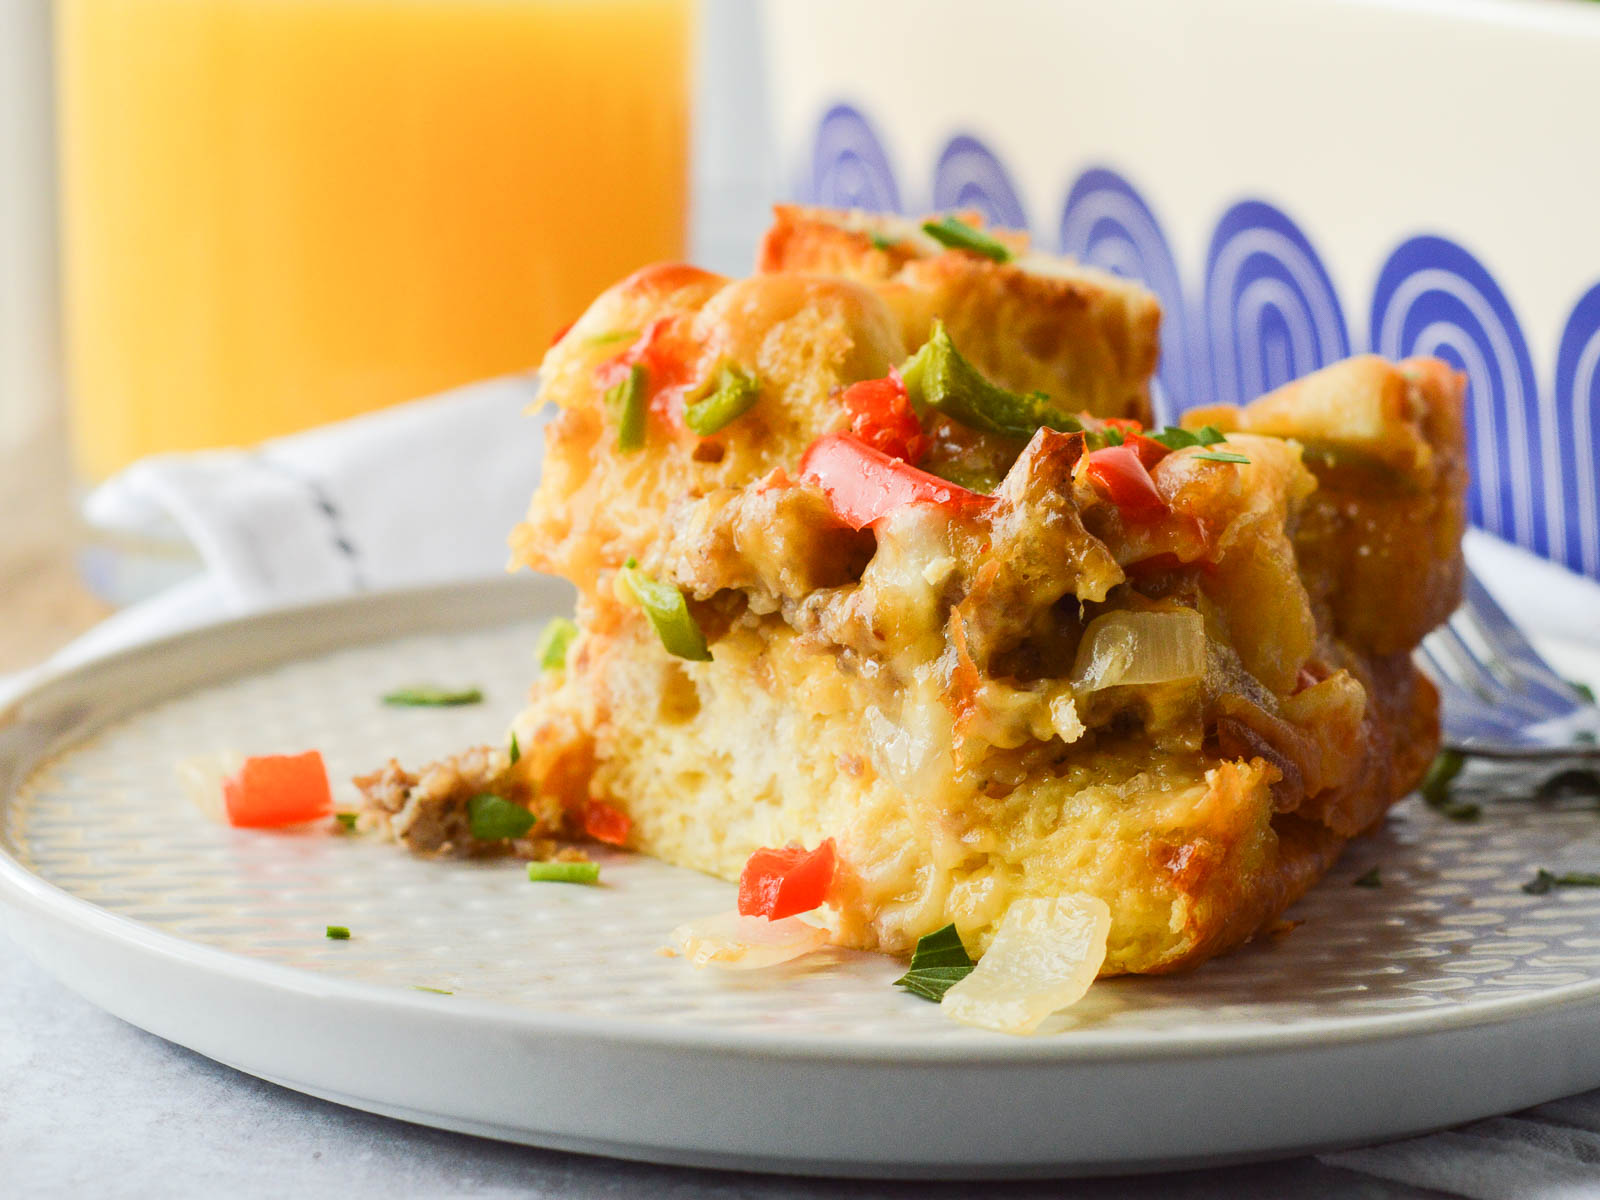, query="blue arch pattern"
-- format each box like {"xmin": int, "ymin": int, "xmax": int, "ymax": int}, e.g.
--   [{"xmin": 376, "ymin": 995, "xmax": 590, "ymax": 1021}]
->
[
  {"xmin": 801, "ymin": 103, "xmax": 1600, "ymax": 579},
  {"xmin": 1554, "ymin": 282, "xmax": 1600, "ymax": 577},
  {"xmin": 1059, "ymin": 167, "xmax": 1199, "ymax": 424},
  {"xmin": 931, "ymin": 134, "xmax": 1028, "ymax": 231},
  {"xmin": 1371, "ymin": 235, "xmax": 1549, "ymax": 558},
  {"xmin": 809, "ymin": 104, "xmax": 901, "ymax": 214},
  {"xmin": 1204, "ymin": 200, "xmax": 1349, "ymax": 408}
]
